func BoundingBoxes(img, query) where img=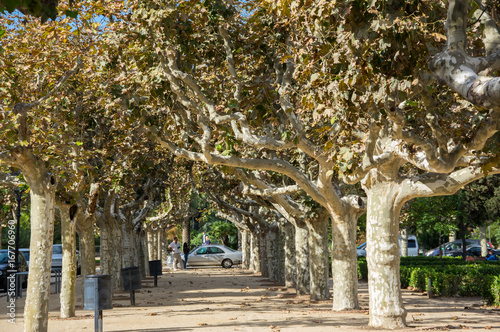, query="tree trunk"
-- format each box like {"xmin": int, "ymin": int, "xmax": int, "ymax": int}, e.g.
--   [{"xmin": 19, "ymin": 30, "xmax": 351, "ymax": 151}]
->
[
  {"xmin": 365, "ymin": 182, "xmax": 406, "ymax": 329},
  {"xmin": 60, "ymin": 205, "xmax": 77, "ymax": 318},
  {"xmin": 277, "ymin": 222, "xmax": 286, "ymax": 285},
  {"xmin": 266, "ymin": 225, "xmax": 279, "ymax": 281},
  {"xmin": 147, "ymin": 228, "xmax": 155, "ymax": 260},
  {"xmin": 479, "ymin": 225, "xmax": 488, "ymax": 257},
  {"xmin": 77, "ymin": 215, "xmax": 96, "ymax": 276},
  {"xmin": 157, "ymin": 230, "xmax": 163, "ymax": 262},
  {"xmin": 306, "ymin": 214, "xmax": 330, "ymax": 301},
  {"xmin": 295, "ymin": 225, "xmax": 310, "ymax": 295},
  {"xmin": 99, "ymin": 224, "xmax": 113, "ymax": 276},
  {"xmin": 23, "ymin": 175, "xmax": 57, "ymax": 332},
  {"xmin": 400, "ymin": 228, "xmax": 408, "ymax": 257},
  {"xmin": 331, "ymin": 214, "xmax": 359, "ymax": 310},
  {"xmin": 183, "ymin": 217, "xmax": 190, "ymax": 247},
  {"xmin": 122, "ymin": 224, "xmax": 136, "ymax": 268},
  {"xmin": 138, "ymin": 230, "xmax": 149, "ymax": 277},
  {"xmin": 260, "ymin": 230, "xmax": 269, "ymax": 278},
  {"xmin": 284, "ymin": 222, "xmax": 296, "ymax": 289},
  {"xmin": 160, "ymin": 230, "xmax": 168, "ymax": 264},
  {"xmin": 250, "ymin": 229, "xmax": 261, "ymax": 272},
  {"xmin": 112, "ymin": 226, "xmax": 123, "ymax": 290},
  {"xmin": 241, "ymin": 230, "xmax": 250, "ymax": 269}
]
